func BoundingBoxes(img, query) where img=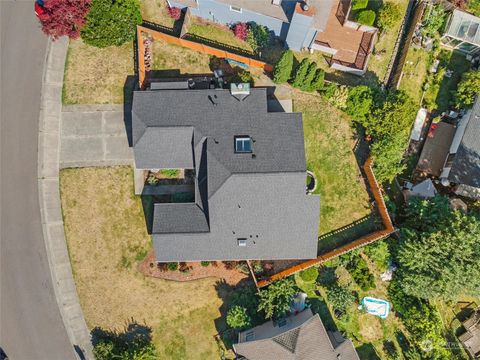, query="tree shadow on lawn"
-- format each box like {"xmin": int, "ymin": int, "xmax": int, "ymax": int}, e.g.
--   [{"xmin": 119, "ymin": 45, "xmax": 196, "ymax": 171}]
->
[
  {"xmin": 356, "ymin": 343, "xmax": 381, "ymax": 360},
  {"xmin": 213, "ymin": 278, "xmax": 258, "ymax": 351},
  {"xmin": 91, "ymin": 320, "xmax": 153, "ymax": 353}
]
